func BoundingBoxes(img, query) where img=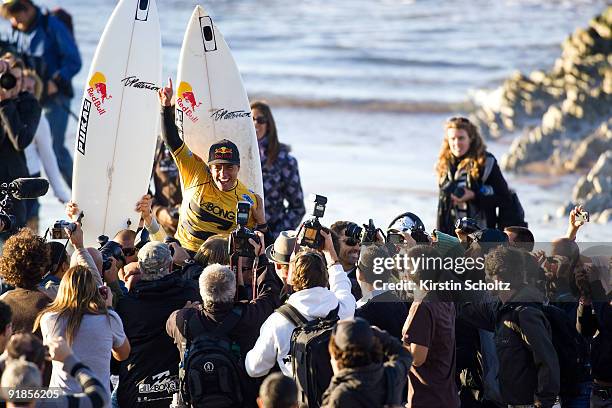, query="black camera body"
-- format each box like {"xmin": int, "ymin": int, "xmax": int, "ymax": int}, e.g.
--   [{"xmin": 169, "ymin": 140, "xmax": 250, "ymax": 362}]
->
[
  {"xmin": 454, "ymin": 217, "xmax": 480, "ymax": 234},
  {"xmin": 298, "ymin": 195, "xmax": 328, "ymax": 249},
  {"xmin": 98, "ymin": 235, "xmax": 126, "ymax": 271},
  {"xmin": 230, "ymin": 201, "xmax": 259, "ymax": 258},
  {"xmin": 345, "ymin": 219, "xmax": 378, "ymax": 244},
  {"xmin": 51, "ymin": 220, "xmax": 77, "ymax": 240}
]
